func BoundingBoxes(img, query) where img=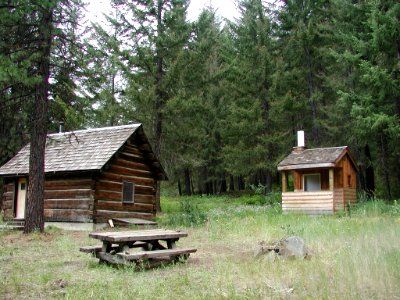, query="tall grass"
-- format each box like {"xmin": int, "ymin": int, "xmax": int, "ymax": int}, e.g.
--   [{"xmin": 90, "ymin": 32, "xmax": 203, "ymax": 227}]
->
[{"xmin": 0, "ymin": 196, "xmax": 399, "ymax": 299}]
